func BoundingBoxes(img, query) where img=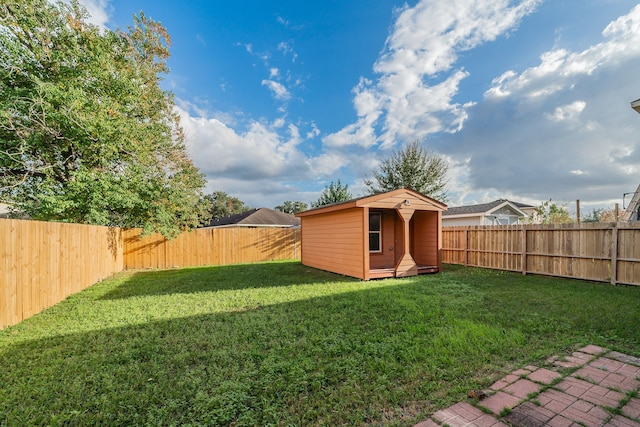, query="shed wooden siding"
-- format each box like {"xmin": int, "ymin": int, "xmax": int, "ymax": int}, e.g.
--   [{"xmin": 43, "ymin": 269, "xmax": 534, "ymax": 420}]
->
[{"xmin": 300, "ymin": 208, "xmax": 365, "ymax": 279}]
